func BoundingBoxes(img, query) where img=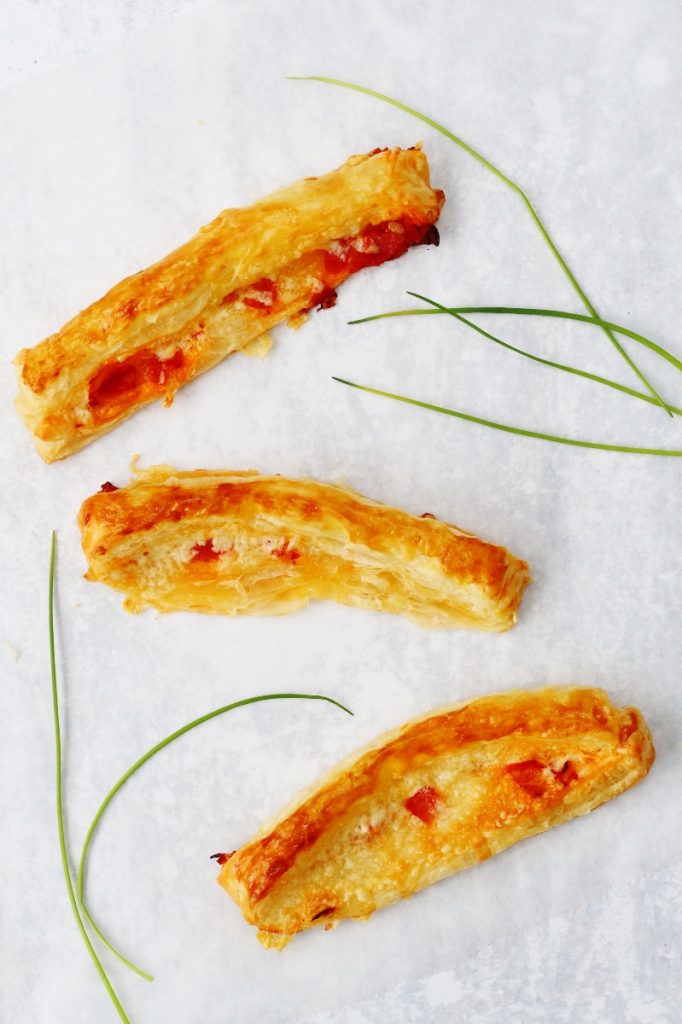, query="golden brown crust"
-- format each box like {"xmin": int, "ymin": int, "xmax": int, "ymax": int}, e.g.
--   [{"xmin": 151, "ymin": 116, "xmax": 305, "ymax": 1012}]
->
[
  {"xmin": 78, "ymin": 464, "xmax": 530, "ymax": 630},
  {"xmin": 14, "ymin": 146, "xmax": 444, "ymax": 462},
  {"xmin": 218, "ymin": 686, "xmax": 654, "ymax": 948}
]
